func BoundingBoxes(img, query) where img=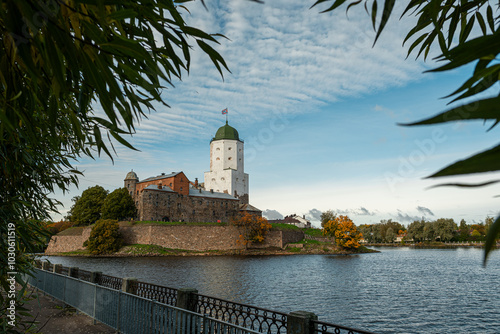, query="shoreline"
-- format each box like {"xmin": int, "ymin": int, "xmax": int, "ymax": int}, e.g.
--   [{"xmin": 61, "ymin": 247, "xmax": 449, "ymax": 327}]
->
[{"xmin": 44, "ymin": 244, "xmax": 379, "ymax": 257}]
